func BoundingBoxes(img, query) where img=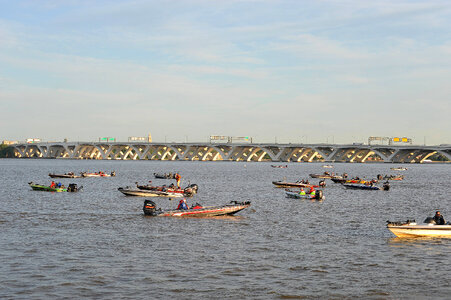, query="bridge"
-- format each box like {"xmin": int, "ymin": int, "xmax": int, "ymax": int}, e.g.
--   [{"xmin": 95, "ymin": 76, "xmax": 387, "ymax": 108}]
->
[{"xmin": 11, "ymin": 142, "xmax": 451, "ymax": 163}]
